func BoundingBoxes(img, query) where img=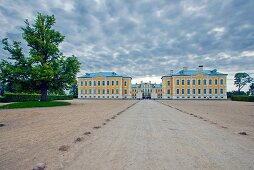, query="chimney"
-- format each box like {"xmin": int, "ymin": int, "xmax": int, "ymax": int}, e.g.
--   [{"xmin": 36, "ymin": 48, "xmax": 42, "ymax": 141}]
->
[
  {"xmin": 183, "ymin": 66, "xmax": 188, "ymax": 71},
  {"xmin": 198, "ymin": 65, "xmax": 203, "ymax": 71},
  {"xmin": 170, "ymin": 70, "xmax": 173, "ymax": 75}
]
